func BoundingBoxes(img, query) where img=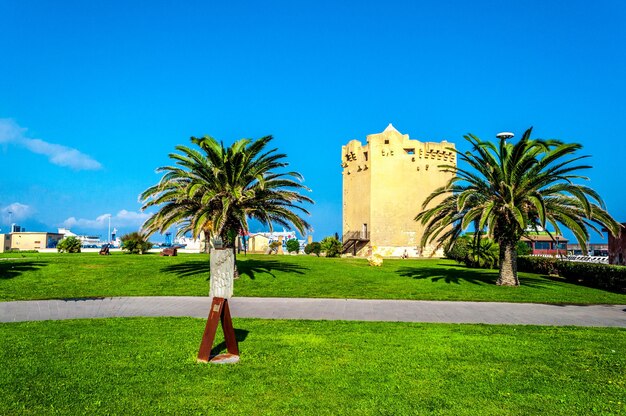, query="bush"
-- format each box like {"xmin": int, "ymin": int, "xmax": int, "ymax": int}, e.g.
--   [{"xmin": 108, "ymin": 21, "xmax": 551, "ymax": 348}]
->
[
  {"xmin": 517, "ymin": 256, "xmax": 626, "ymax": 293},
  {"xmin": 445, "ymin": 237, "xmax": 470, "ymax": 262},
  {"xmin": 121, "ymin": 232, "xmax": 152, "ymax": 254},
  {"xmin": 466, "ymin": 238, "xmax": 499, "ymax": 269},
  {"xmin": 320, "ymin": 236, "xmax": 342, "ymax": 258},
  {"xmin": 446, "ymin": 236, "xmax": 498, "ymax": 269},
  {"xmin": 517, "ymin": 256, "xmax": 559, "ymax": 276},
  {"xmin": 516, "ymin": 241, "xmax": 532, "ymax": 256},
  {"xmin": 555, "ymin": 261, "xmax": 626, "ymax": 293},
  {"xmin": 286, "ymin": 238, "xmax": 300, "ymax": 254},
  {"xmin": 57, "ymin": 236, "xmax": 81, "ymax": 253},
  {"xmin": 304, "ymin": 242, "xmax": 321, "ymax": 256}
]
